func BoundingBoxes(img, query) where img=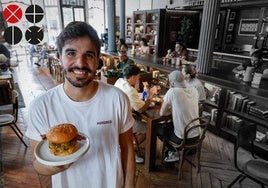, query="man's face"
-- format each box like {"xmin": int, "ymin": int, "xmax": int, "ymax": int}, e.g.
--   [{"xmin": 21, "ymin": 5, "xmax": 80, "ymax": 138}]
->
[
  {"xmin": 59, "ymin": 36, "xmax": 99, "ymax": 88},
  {"xmin": 251, "ymin": 56, "xmax": 260, "ymax": 67},
  {"xmin": 129, "ymin": 74, "xmax": 140, "ymax": 86},
  {"xmin": 175, "ymin": 44, "xmax": 182, "ymax": 52},
  {"xmin": 118, "ymin": 46, "xmax": 128, "ymax": 62},
  {"xmin": 182, "ymin": 67, "xmax": 187, "ymax": 77}
]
